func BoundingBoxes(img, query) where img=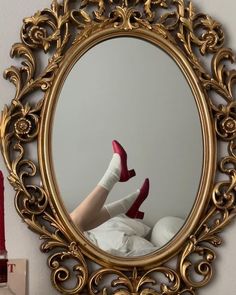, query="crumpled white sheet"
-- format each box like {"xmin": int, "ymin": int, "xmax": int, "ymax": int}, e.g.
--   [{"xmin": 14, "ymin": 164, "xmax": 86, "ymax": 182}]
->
[{"xmin": 85, "ymin": 214, "xmax": 158, "ymax": 256}]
